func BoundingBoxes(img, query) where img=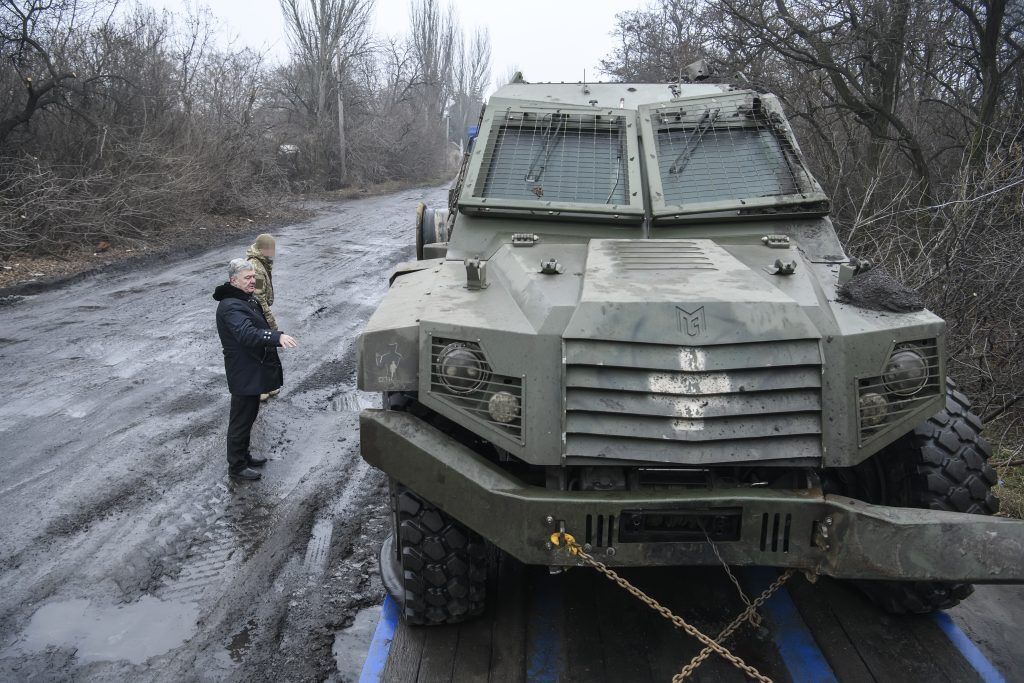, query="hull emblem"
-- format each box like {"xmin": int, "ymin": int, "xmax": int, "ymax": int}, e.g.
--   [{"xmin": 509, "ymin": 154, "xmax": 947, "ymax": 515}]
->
[{"xmin": 677, "ymin": 306, "xmax": 707, "ymax": 337}]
